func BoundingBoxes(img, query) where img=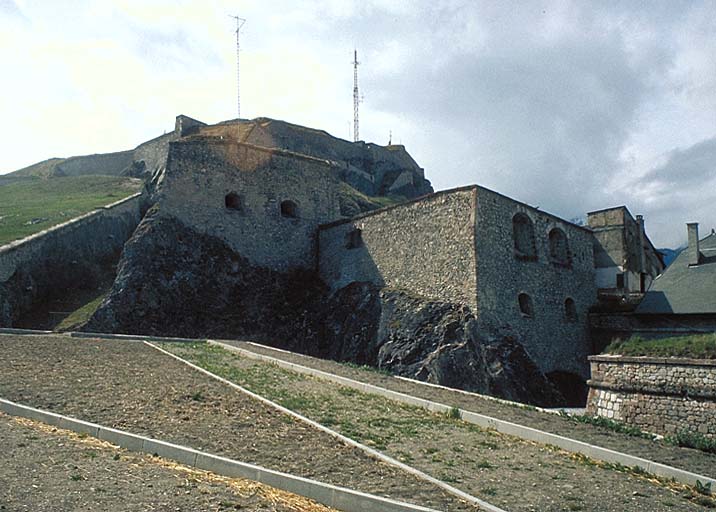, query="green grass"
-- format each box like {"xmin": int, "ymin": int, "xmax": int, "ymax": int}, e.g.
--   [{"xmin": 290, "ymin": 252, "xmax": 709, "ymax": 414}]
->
[
  {"xmin": 604, "ymin": 334, "xmax": 716, "ymax": 359},
  {"xmin": 666, "ymin": 430, "xmax": 716, "ymax": 455},
  {"xmin": 54, "ymin": 293, "xmax": 107, "ymax": 332},
  {"xmin": 559, "ymin": 411, "xmax": 656, "ymax": 440},
  {"xmin": 0, "ymin": 175, "xmax": 142, "ymax": 245}
]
